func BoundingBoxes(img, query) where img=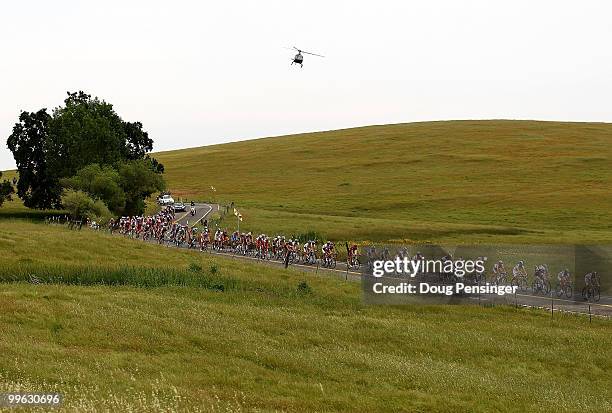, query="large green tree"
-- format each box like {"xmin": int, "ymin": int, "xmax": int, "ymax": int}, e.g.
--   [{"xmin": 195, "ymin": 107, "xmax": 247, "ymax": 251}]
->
[{"xmin": 7, "ymin": 91, "xmax": 163, "ymax": 209}]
